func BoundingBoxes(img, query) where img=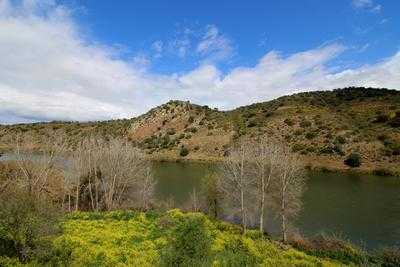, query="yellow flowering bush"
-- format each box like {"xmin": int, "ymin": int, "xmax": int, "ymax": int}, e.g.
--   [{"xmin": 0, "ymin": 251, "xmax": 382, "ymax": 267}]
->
[{"xmin": 47, "ymin": 210, "xmax": 346, "ymax": 266}]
